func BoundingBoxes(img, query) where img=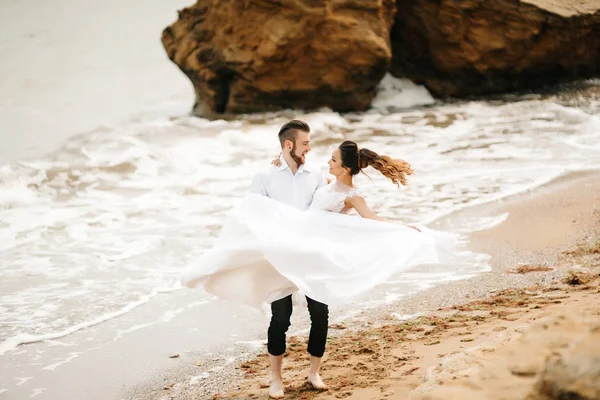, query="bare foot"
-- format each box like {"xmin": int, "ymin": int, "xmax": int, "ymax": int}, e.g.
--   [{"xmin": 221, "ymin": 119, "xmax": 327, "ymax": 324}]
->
[
  {"xmin": 269, "ymin": 379, "xmax": 284, "ymax": 399},
  {"xmin": 308, "ymin": 373, "xmax": 328, "ymax": 390}
]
